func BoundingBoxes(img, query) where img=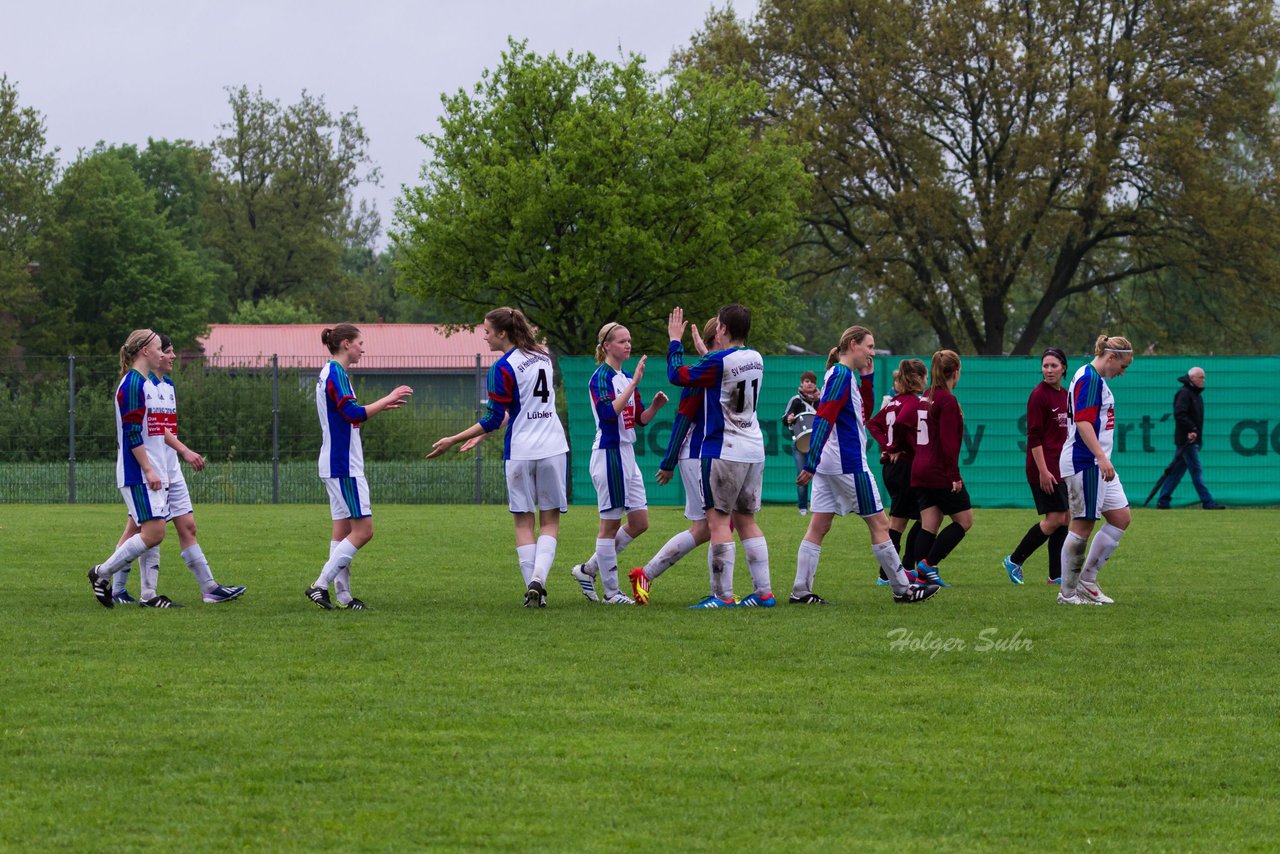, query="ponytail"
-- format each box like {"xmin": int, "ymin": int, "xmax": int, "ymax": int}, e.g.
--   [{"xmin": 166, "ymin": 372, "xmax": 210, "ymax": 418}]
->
[
  {"xmin": 926, "ymin": 350, "xmax": 962, "ymax": 416},
  {"xmin": 595, "ymin": 322, "xmax": 622, "ymax": 364},
  {"xmin": 486, "ymin": 307, "xmax": 545, "ymax": 355},
  {"xmin": 119, "ymin": 329, "xmax": 157, "ymax": 377},
  {"xmin": 897, "ymin": 358, "xmax": 927, "ymax": 395},
  {"xmin": 827, "ymin": 325, "xmax": 873, "ymax": 370},
  {"xmin": 322, "ymin": 323, "xmax": 361, "ymax": 355}
]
